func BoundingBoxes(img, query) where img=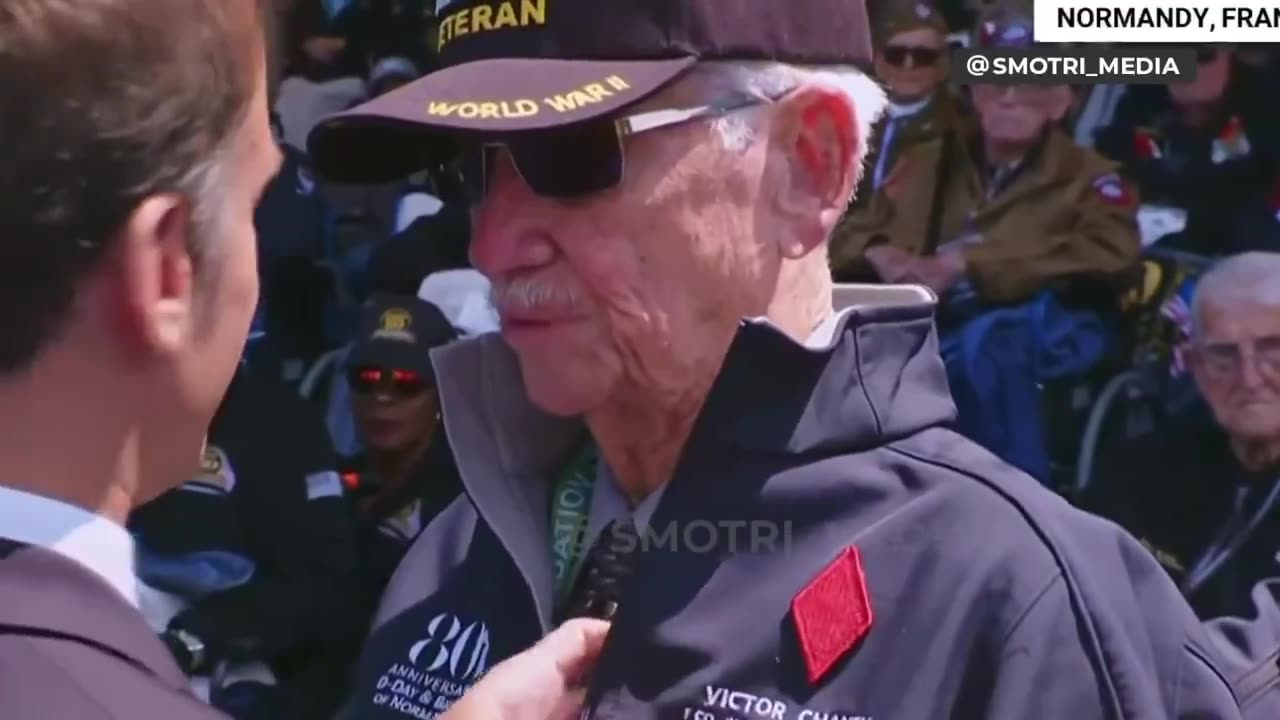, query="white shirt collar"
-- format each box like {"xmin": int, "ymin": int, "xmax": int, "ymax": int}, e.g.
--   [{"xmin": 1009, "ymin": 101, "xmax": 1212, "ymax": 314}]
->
[
  {"xmin": 585, "ymin": 461, "xmax": 668, "ymax": 553},
  {"xmin": 0, "ymin": 486, "xmax": 139, "ymax": 608},
  {"xmin": 888, "ymin": 96, "xmax": 931, "ymax": 119},
  {"xmin": 805, "ymin": 310, "xmax": 848, "ymax": 348}
]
